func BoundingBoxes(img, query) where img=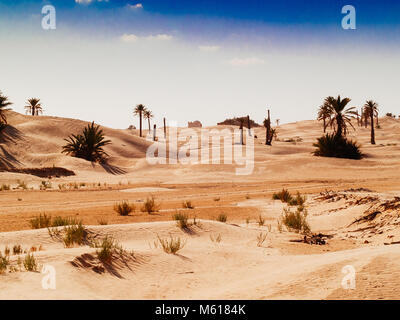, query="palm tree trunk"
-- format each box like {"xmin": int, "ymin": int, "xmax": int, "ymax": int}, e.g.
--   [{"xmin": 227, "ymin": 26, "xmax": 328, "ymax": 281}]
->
[
  {"xmin": 32, "ymin": 107, "xmax": 35, "ymax": 116},
  {"xmin": 139, "ymin": 110, "xmax": 142, "ymax": 137},
  {"xmin": 148, "ymin": 118, "xmax": 151, "ymax": 134},
  {"xmin": 323, "ymin": 117, "xmax": 326, "ymax": 133},
  {"xmin": 371, "ymin": 113, "xmax": 375, "ymax": 144}
]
